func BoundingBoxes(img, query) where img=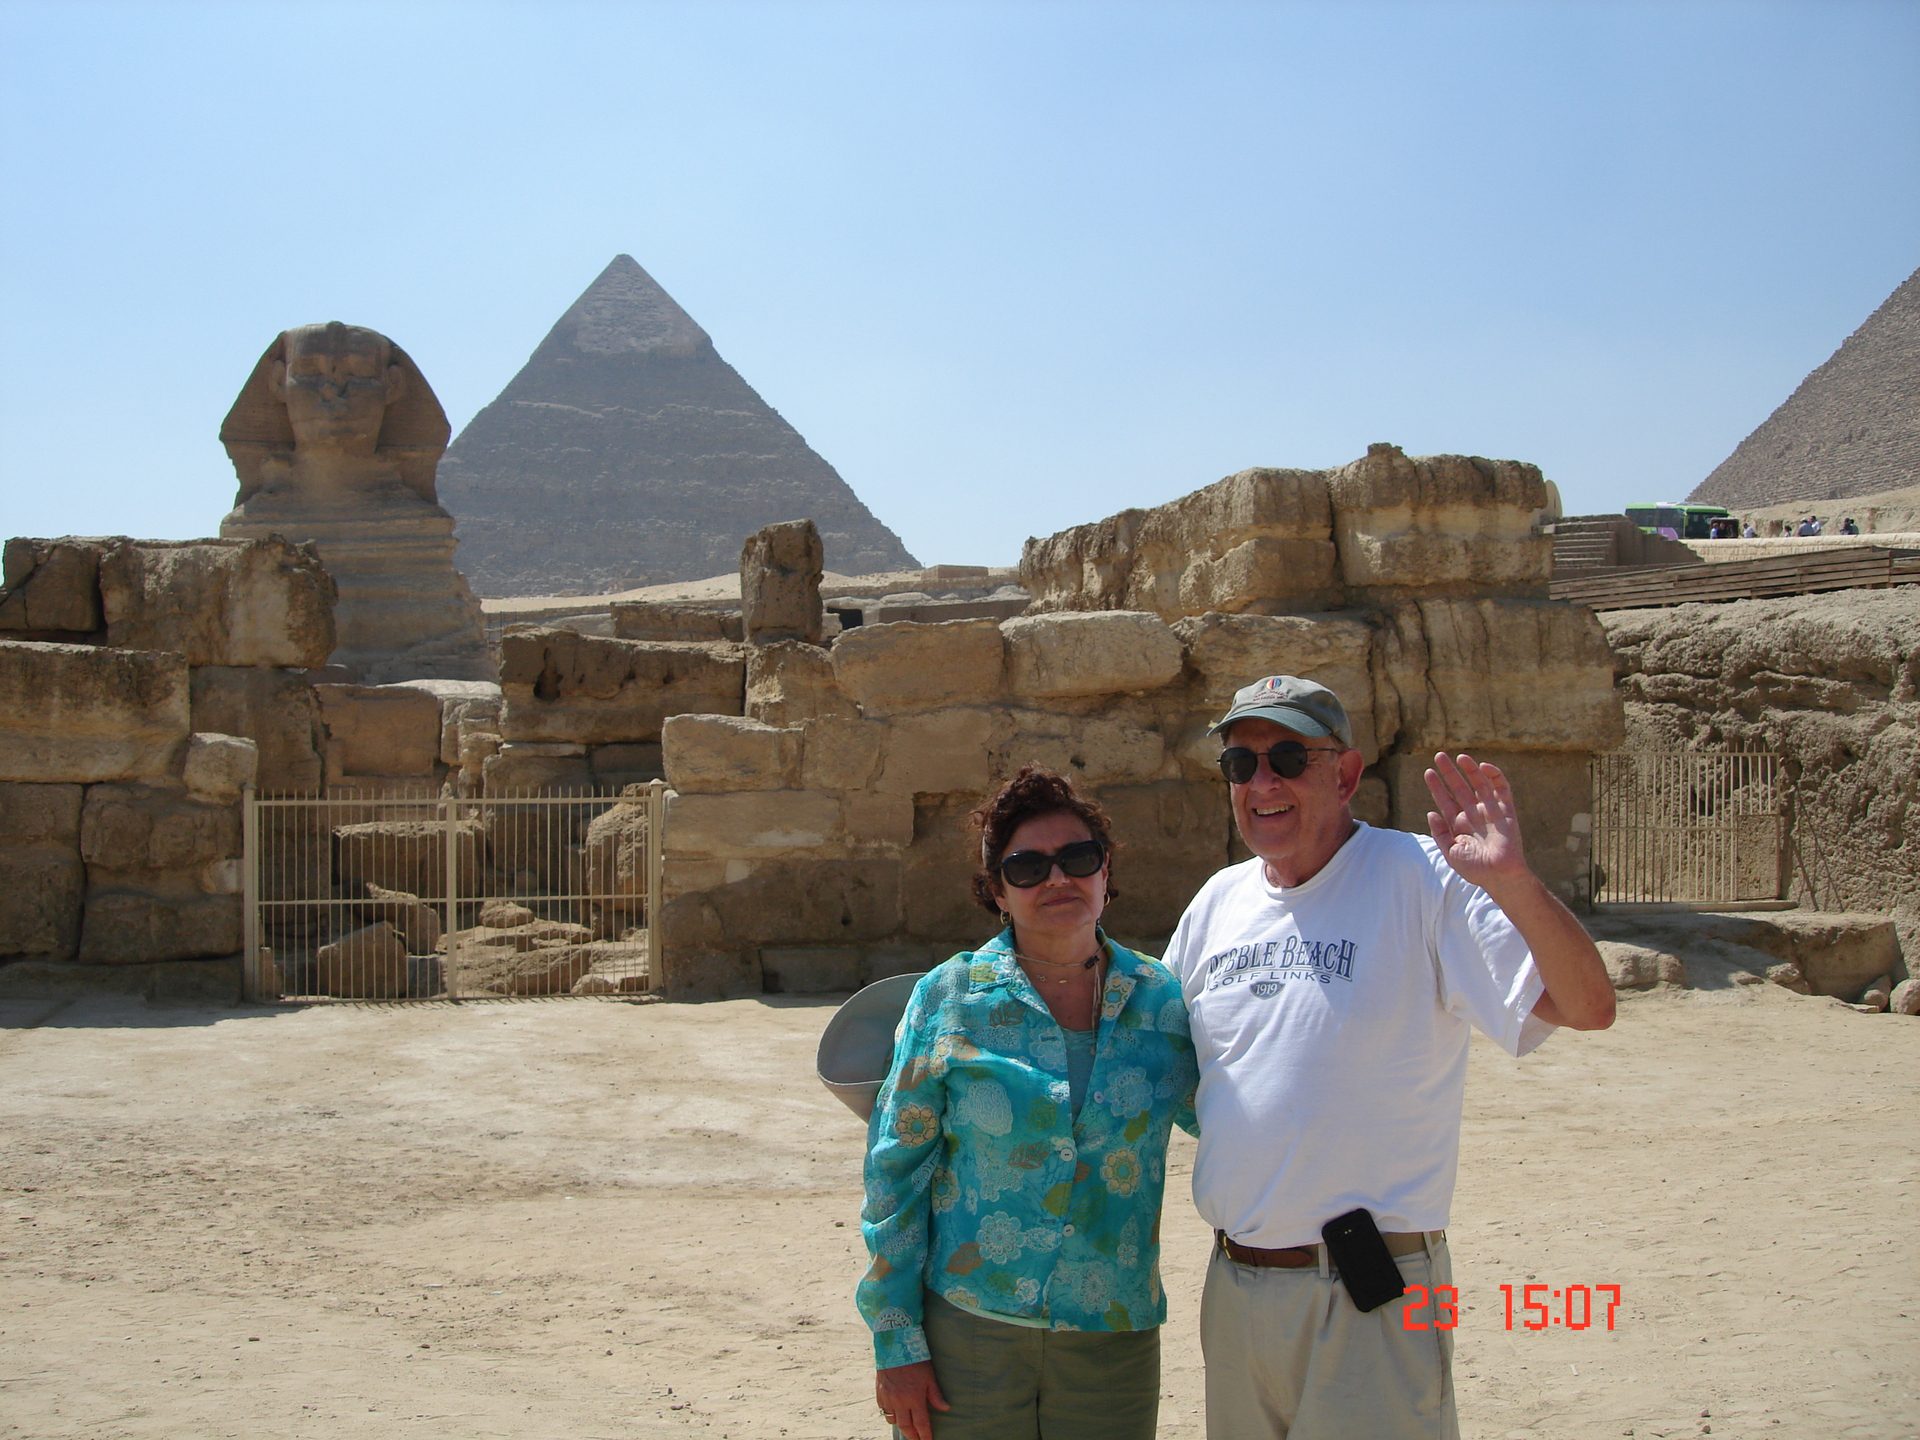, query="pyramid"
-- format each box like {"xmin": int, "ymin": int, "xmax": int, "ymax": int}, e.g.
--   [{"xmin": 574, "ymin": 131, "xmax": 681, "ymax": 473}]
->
[
  {"xmin": 437, "ymin": 255, "xmax": 919, "ymax": 596},
  {"xmin": 1690, "ymin": 266, "xmax": 1920, "ymax": 509}
]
